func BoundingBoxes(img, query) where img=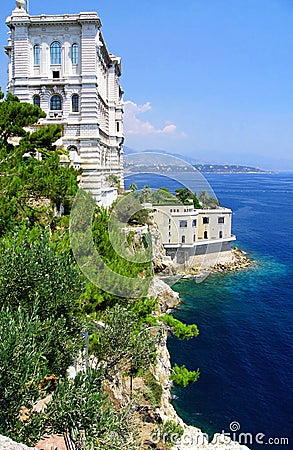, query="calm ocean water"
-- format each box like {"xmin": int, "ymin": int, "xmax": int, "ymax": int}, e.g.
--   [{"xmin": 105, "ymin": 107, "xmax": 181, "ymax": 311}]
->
[{"xmin": 125, "ymin": 172, "xmax": 293, "ymax": 449}]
